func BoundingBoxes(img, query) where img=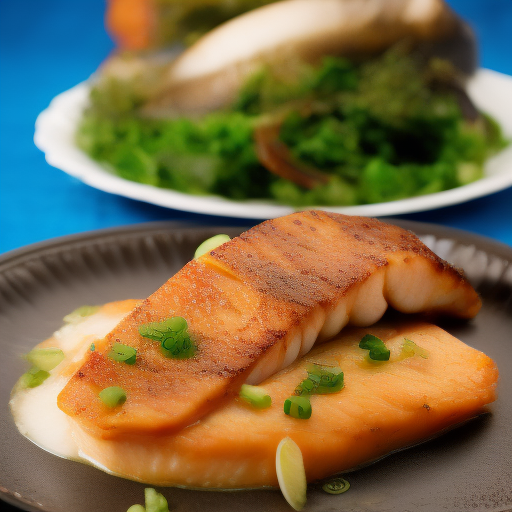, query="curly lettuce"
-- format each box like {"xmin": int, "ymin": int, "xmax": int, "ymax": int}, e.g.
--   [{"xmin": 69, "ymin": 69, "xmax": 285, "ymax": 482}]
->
[{"xmin": 76, "ymin": 49, "xmax": 506, "ymax": 207}]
